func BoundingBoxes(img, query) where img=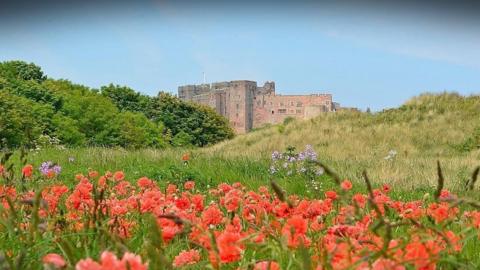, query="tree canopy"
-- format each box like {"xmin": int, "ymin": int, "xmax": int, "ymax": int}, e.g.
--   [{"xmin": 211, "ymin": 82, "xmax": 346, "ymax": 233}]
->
[{"xmin": 0, "ymin": 60, "xmax": 234, "ymax": 149}]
